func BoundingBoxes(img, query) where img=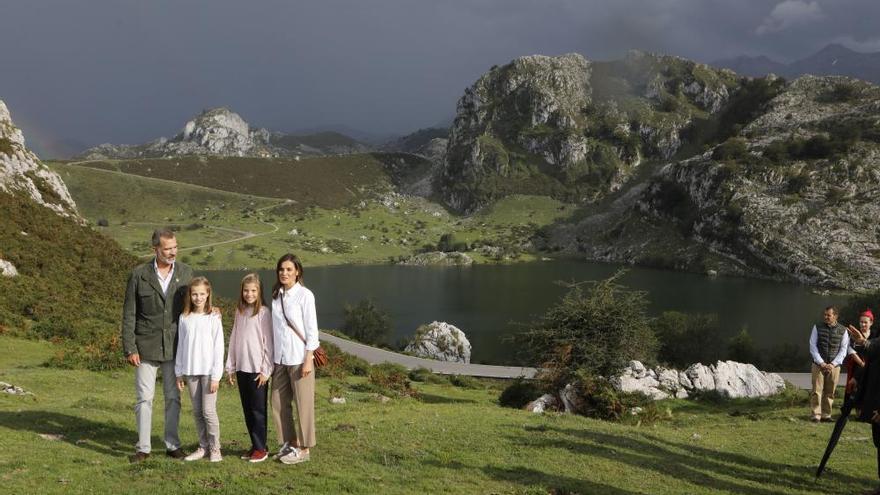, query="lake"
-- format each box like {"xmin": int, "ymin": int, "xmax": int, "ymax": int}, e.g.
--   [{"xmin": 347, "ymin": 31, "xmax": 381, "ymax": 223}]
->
[{"xmin": 203, "ymin": 261, "xmax": 849, "ymax": 367}]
